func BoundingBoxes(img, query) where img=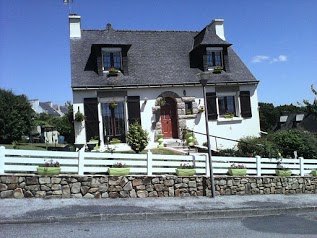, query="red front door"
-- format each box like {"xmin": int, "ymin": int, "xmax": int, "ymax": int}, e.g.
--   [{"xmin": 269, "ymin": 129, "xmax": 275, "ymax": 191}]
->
[{"xmin": 161, "ymin": 97, "xmax": 177, "ymax": 138}]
